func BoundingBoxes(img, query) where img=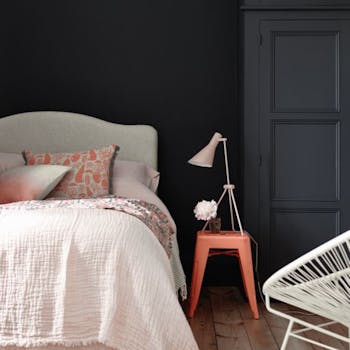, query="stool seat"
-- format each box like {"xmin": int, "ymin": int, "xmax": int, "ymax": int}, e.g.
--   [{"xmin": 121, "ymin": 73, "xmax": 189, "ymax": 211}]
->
[{"xmin": 188, "ymin": 230, "xmax": 259, "ymax": 319}]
